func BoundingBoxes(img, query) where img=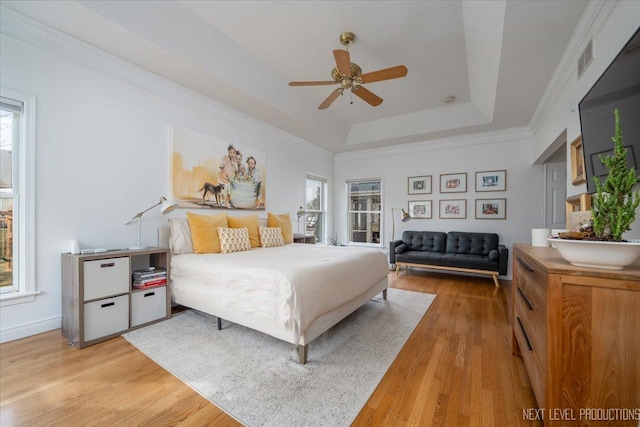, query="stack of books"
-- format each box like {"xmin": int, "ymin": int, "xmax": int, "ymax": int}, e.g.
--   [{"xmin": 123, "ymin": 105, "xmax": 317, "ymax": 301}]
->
[{"xmin": 133, "ymin": 267, "xmax": 167, "ymax": 289}]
